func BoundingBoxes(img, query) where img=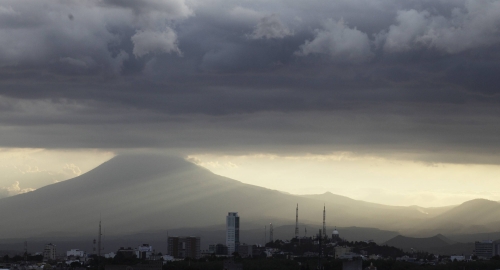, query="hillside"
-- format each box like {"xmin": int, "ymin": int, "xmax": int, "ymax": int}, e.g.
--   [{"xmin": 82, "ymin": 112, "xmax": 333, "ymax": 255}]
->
[
  {"xmin": 384, "ymin": 234, "xmax": 474, "ymax": 255},
  {"xmin": 415, "ymin": 199, "xmax": 500, "ymax": 235},
  {"xmin": 385, "ymin": 234, "xmax": 453, "ymax": 251},
  {"xmin": 302, "ymin": 193, "xmax": 454, "ymax": 220}
]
